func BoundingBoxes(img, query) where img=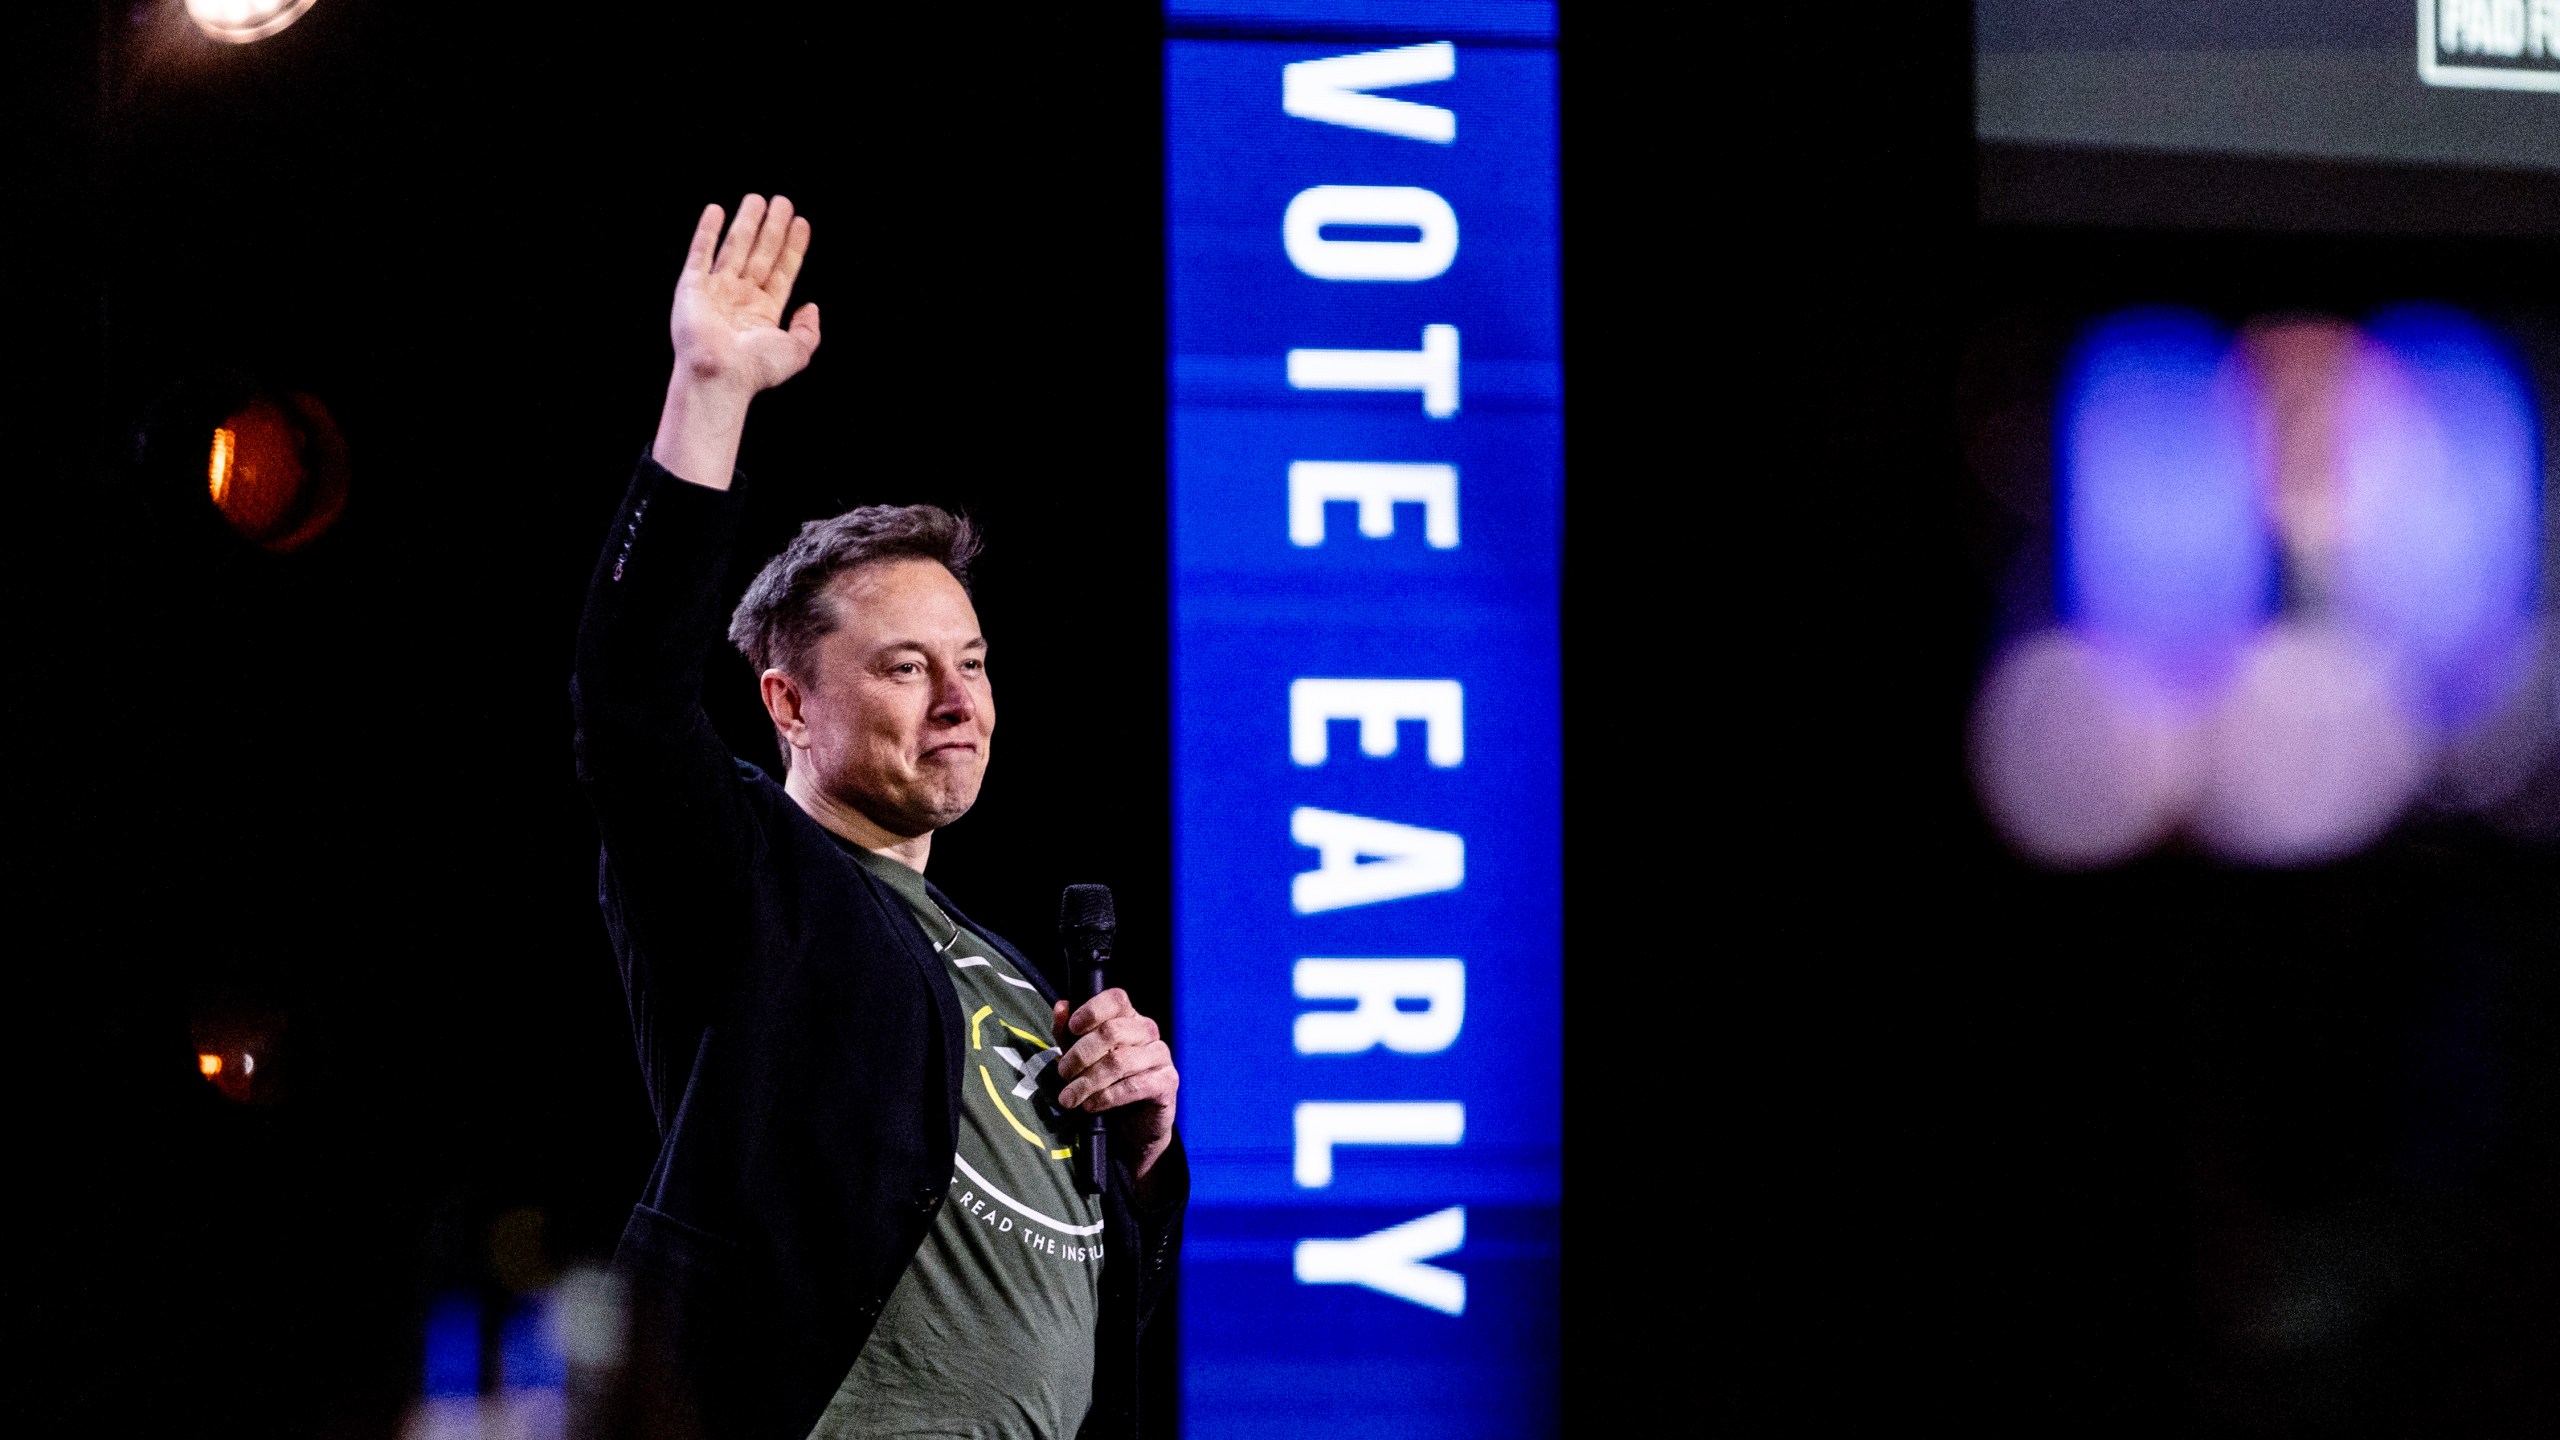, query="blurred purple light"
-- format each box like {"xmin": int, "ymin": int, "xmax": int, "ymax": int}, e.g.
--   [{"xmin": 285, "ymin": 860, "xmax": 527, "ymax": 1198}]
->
[
  {"xmin": 1979, "ymin": 303, "xmax": 2547, "ymax": 869},
  {"xmin": 2337, "ymin": 306, "xmax": 2539, "ymax": 730},
  {"xmin": 2191, "ymin": 621, "xmax": 2430, "ymax": 865},
  {"xmin": 1971, "ymin": 629, "xmax": 2199, "ymax": 868},
  {"xmin": 2060, "ymin": 308, "xmax": 2274, "ymax": 698}
]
